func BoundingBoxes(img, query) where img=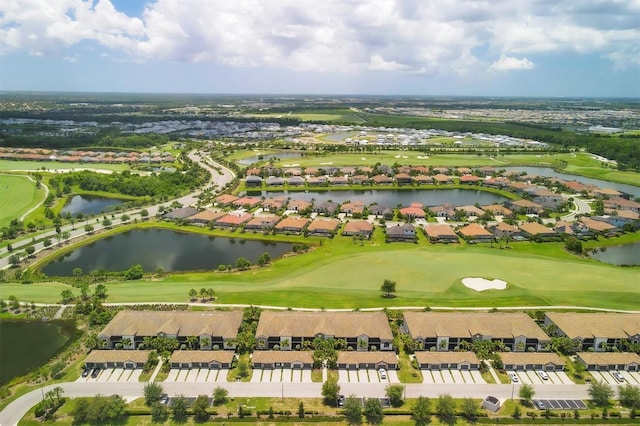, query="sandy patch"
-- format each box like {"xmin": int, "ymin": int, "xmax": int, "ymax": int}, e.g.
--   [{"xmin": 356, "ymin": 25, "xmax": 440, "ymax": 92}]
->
[
  {"xmin": 361, "ymin": 157, "xmax": 366, "ymax": 160},
  {"xmin": 462, "ymin": 277, "xmax": 507, "ymax": 292},
  {"xmin": 402, "ymin": 155, "xmax": 408, "ymax": 159},
  {"xmin": 282, "ymin": 163, "xmax": 300, "ymax": 167},
  {"xmin": 395, "ymin": 155, "xmax": 401, "ymax": 158},
  {"xmin": 416, "ymin": 155, "xmax": 429, "ymax": 159},
  {"xmin": 320, "ymin": 162, "xmax": 333, "ymax": 165}
]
